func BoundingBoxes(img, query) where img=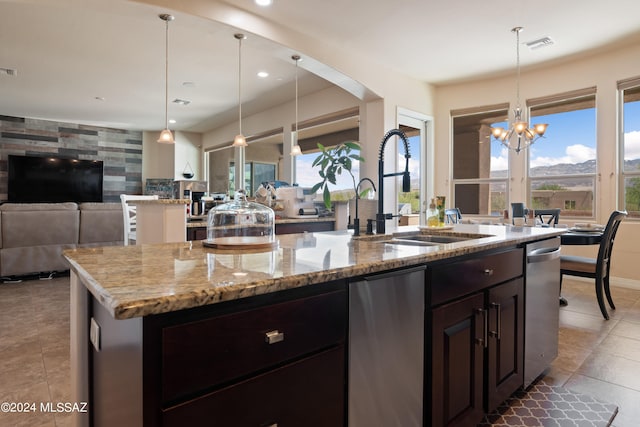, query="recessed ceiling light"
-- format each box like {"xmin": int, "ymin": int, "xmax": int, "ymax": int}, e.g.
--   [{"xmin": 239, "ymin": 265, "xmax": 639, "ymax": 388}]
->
[
  {"xmin": 182, "ymin": 81, "xmax": 196, "ymax": 87},
  {"xmin": 169, "ymin": 119, "xmax": 177, "ymax": 124},
  {"xmin": 94, "ymin": 96, "xmax": 105, "ymax": 101},
  {"xmin": 173, "ymin": 98, "xmax": 191, "ymax": 106},
  {"xmin": 255, "ymin": 0, "xmax": 272, "ymax": 6},
  {"xmin": 257, "ymin": 71, "xmax": 269, "ymax": 78}
]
